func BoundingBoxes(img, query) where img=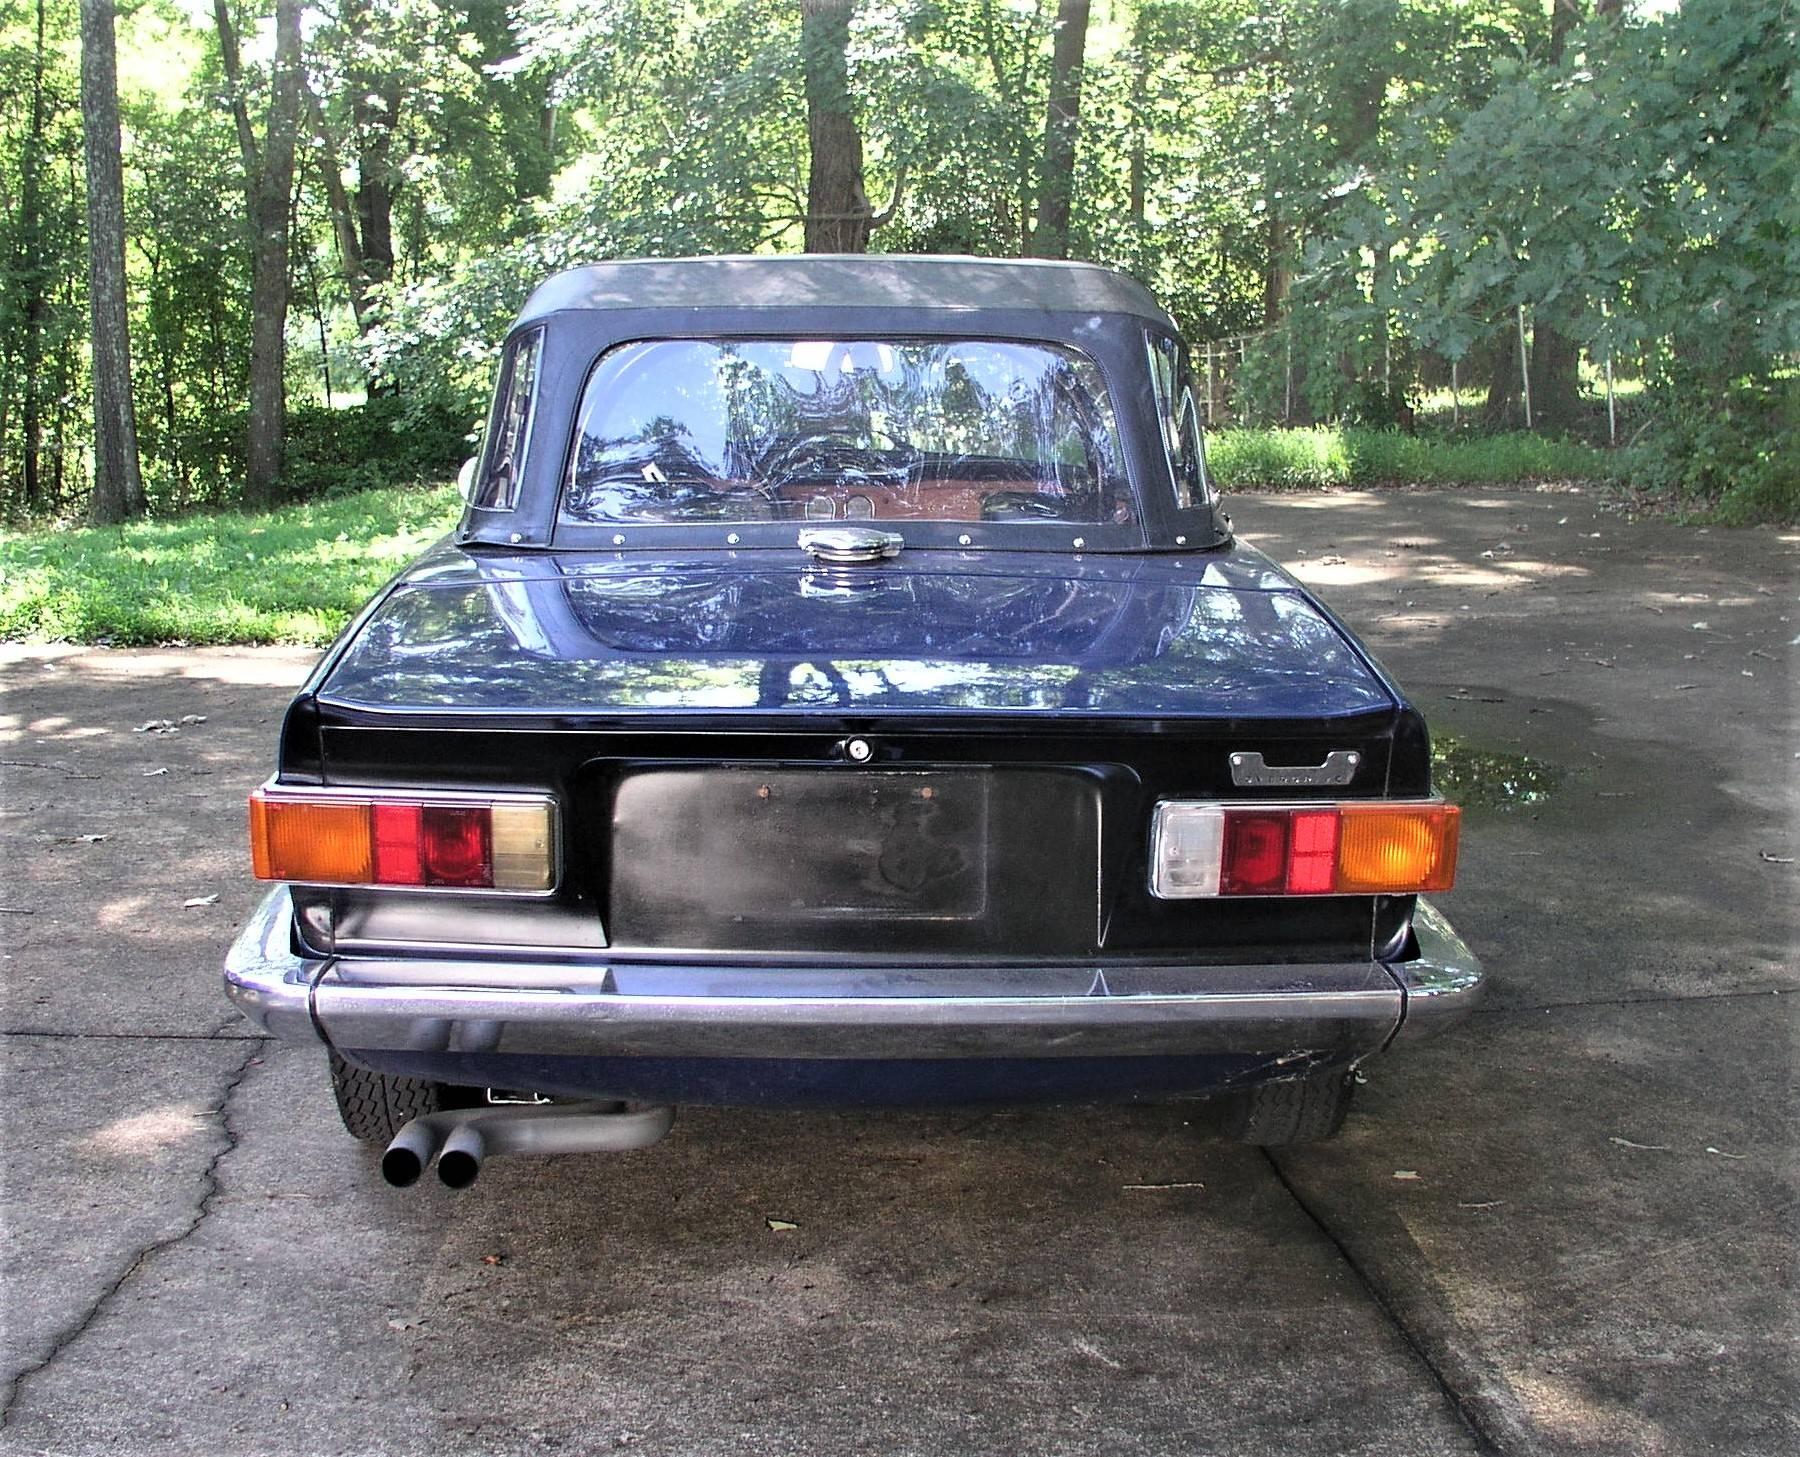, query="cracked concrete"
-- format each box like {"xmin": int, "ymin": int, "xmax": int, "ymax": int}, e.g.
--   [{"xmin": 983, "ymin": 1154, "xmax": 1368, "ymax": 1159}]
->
[
  {"xmin": 0, "ymin": 1035, "xmax": 262, "ymax": 1428},
  {"xmin": 0, "ymin": 490, "xmax": 1794, "ymax": 1455},
  {"xmin": 1262, "ymin": 1148, "xmax": 1505, "ymax": 1456}
]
